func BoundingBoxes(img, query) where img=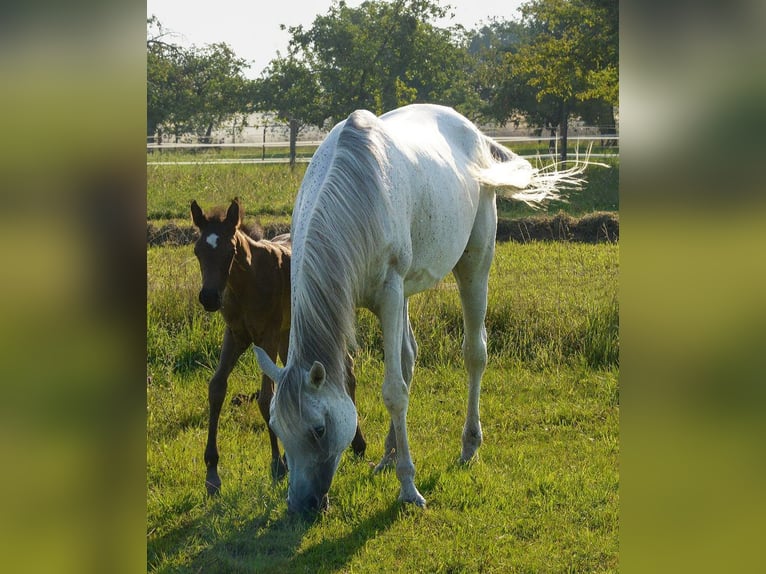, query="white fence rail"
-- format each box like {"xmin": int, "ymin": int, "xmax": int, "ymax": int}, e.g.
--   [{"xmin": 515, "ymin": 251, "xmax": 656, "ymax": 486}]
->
[{"xmin": 147, "ymin": 135, "xmax": 618, "ymax": 165}]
